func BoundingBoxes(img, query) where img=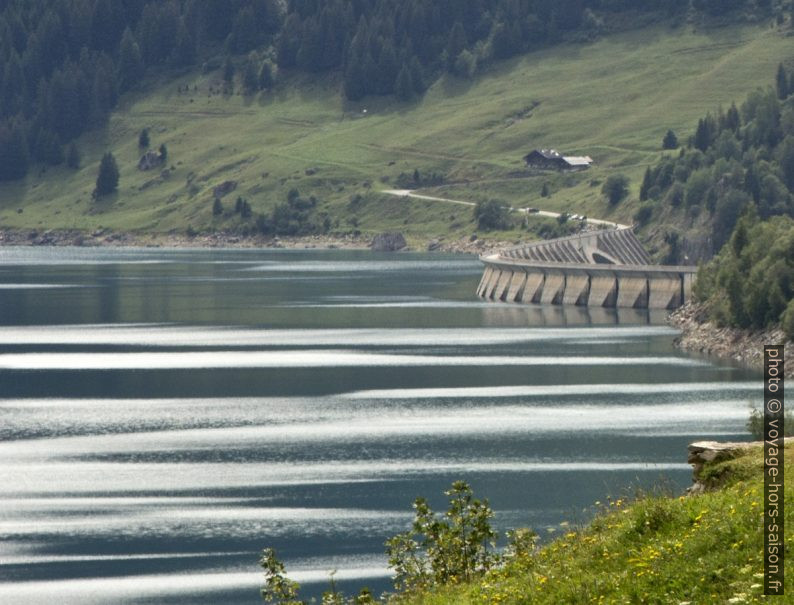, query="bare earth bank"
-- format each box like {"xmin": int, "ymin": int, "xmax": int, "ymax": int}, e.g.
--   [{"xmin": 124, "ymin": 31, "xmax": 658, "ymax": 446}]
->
[
  {"xmin": 0, "ymin": 228, "xmax": 514, "ymax": 256},
  {"xmin": 669, "ymin": 302, "xmax": 793, "ymax": 378}
]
